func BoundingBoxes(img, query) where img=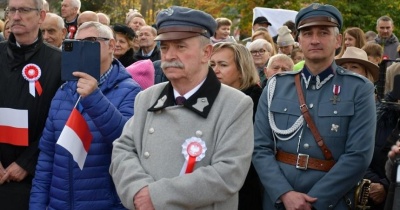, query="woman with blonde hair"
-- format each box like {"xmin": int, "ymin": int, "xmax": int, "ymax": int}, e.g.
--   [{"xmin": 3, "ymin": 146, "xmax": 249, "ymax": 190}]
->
[
  {"xmin": 336, "ymin": 27, "xmax": 366, "ymax": 58},
  {"xmin": 210, "ymin": 42, "xmax": 263, "ymax": 210}
]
